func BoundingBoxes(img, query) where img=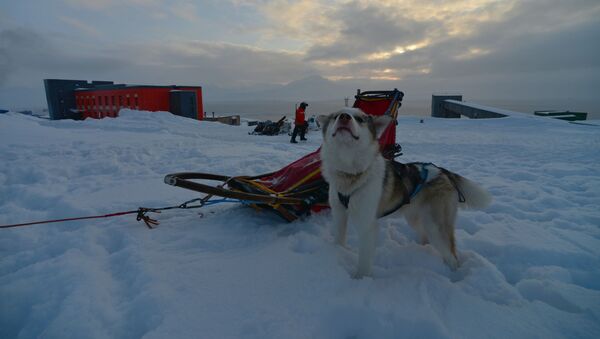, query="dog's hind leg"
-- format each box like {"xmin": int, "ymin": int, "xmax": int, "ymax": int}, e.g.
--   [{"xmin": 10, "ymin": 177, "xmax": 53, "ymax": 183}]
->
[
  {"xmin": 405, "ymin": 211, "xmax": 429, "ymax": 245},
  {"xmin": 422, "ymin": 201, "xmax": 459, "ymax": 270}
]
